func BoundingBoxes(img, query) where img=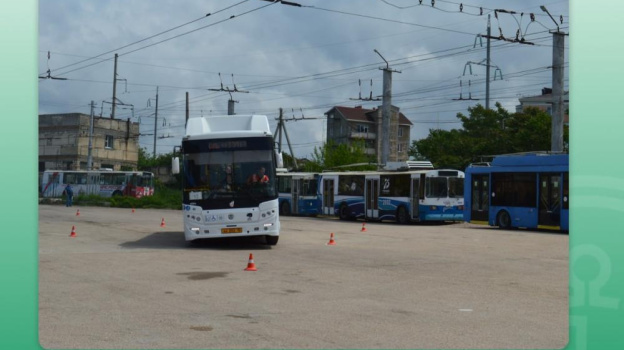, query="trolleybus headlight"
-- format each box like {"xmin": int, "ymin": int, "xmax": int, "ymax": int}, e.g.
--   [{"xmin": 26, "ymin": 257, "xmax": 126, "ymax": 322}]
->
[
  {"xmin": 430, "ymin": 206, "xmax": 437, "ymax": 211},
  {"xmin": 458, "ymin": 205, "xmax": 464, "ymax": 210}
]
